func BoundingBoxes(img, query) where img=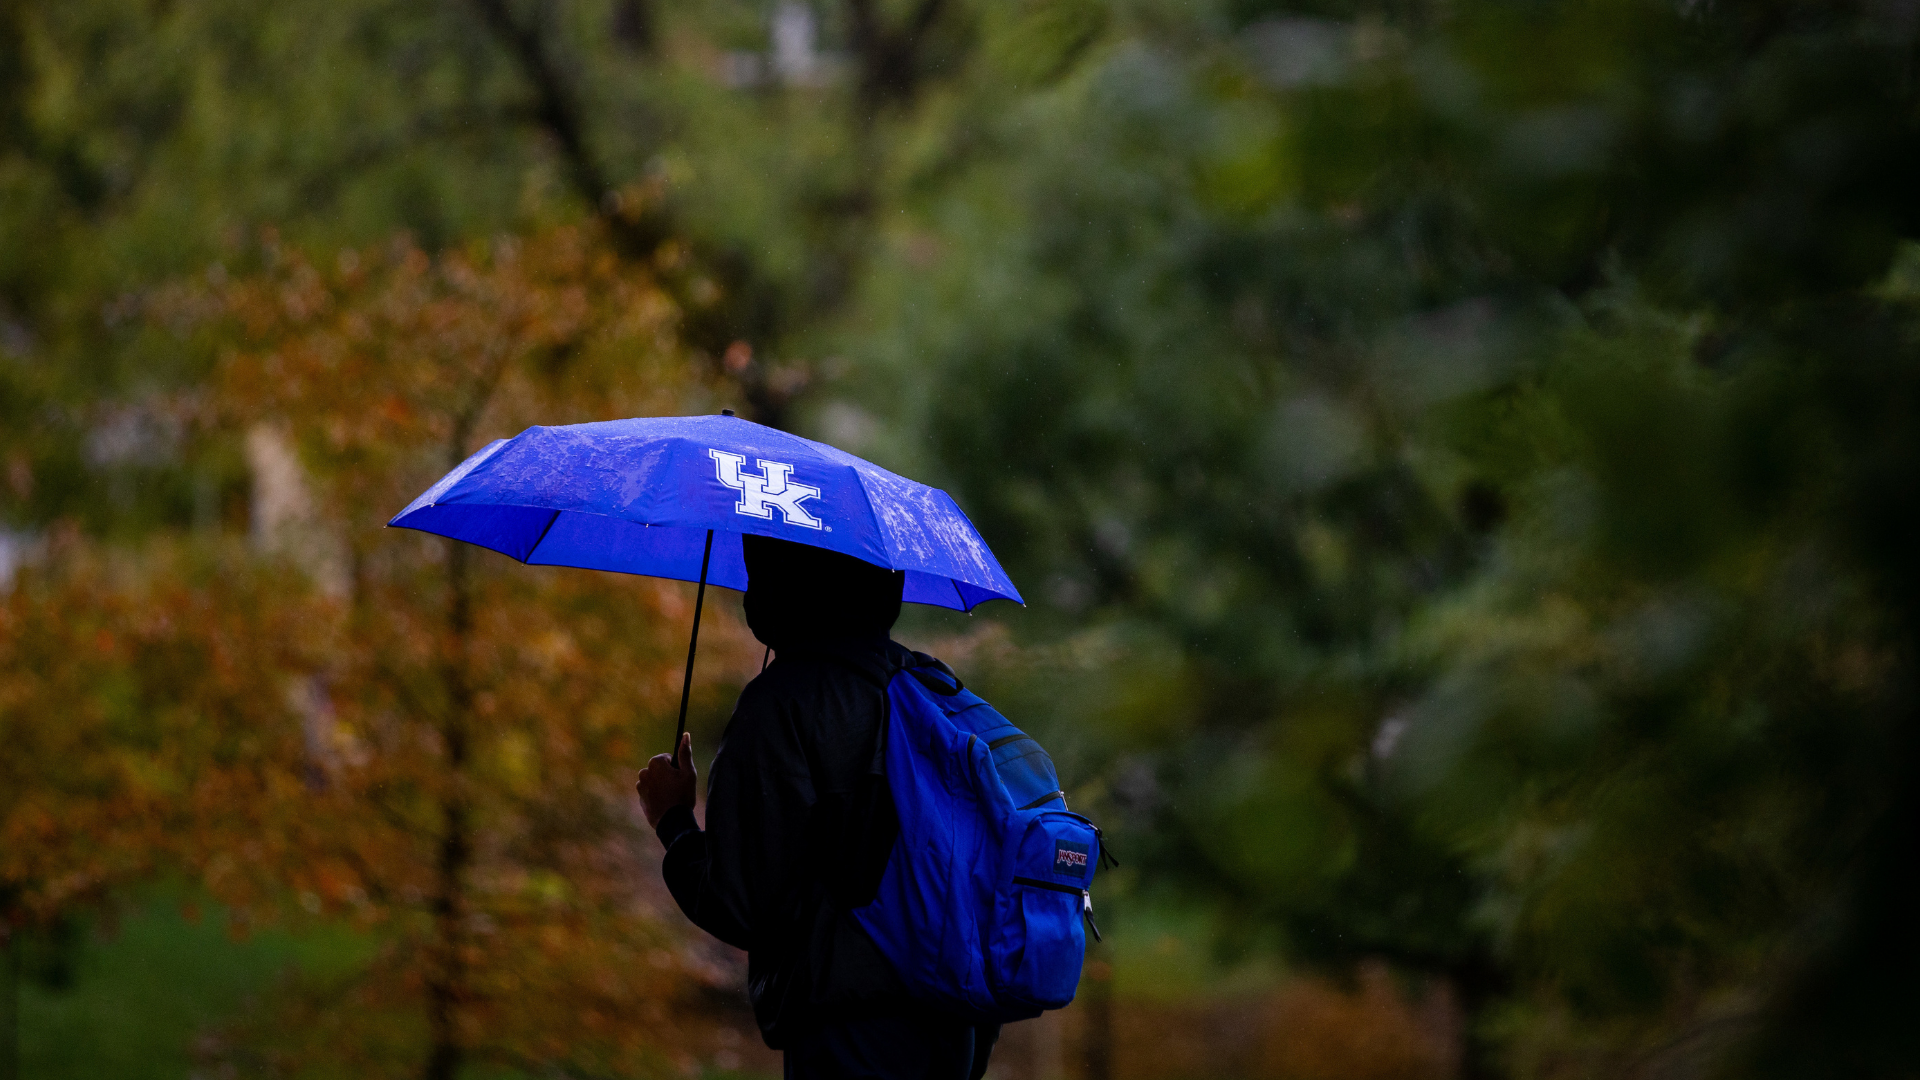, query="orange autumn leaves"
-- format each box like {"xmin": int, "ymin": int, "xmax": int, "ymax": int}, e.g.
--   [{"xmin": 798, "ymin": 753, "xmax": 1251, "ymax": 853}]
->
[
  {"xmin": 196, "ymin": 224, "xmax": 689, "ymax": 522},
  {"xmin": 0, "ymin": 542, "xmax": 323, "ymax": 927},
  {"xmin": 3, "ymin": 223, "xmax": 758, "ymax": 1078}
]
